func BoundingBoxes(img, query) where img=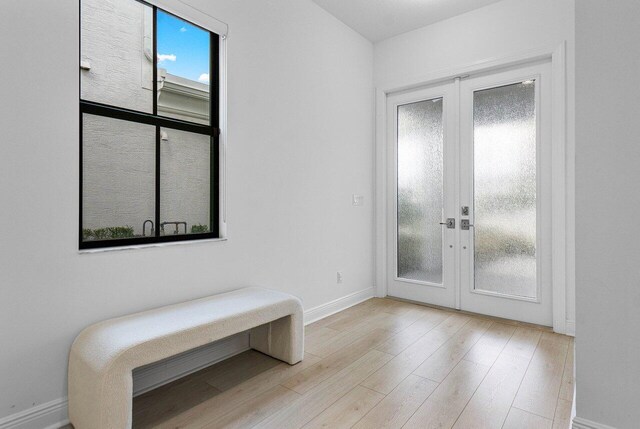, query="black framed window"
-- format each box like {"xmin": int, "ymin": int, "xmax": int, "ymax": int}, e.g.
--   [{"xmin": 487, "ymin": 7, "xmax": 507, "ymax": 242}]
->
[{"xmin": 80, "ymin": 0, "xmax": 220, "ymax": 249}]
